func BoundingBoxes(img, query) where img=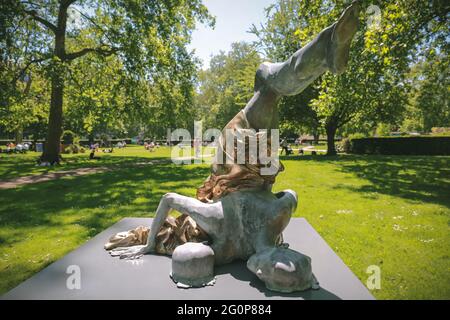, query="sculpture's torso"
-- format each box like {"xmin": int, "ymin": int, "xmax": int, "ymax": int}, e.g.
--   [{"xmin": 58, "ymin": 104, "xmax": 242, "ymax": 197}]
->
[{"xmin": 210, "ymin": 190, "xmax": 296, "ymax": 265}]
